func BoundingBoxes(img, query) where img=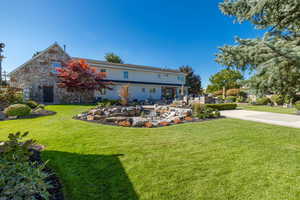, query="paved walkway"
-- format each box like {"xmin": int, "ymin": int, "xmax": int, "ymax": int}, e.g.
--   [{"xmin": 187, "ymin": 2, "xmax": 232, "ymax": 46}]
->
[{"xmin": 221, "ymin": 110, "xmax": 300, "ymax": 128}]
